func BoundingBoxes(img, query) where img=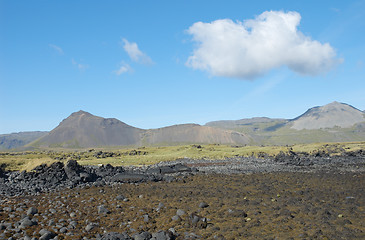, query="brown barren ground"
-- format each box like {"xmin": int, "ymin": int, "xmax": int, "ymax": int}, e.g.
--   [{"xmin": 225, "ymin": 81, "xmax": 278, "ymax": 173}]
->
[{"xmin": 1, "ymin": 171, "xmax": 364, "ymax": 239}]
